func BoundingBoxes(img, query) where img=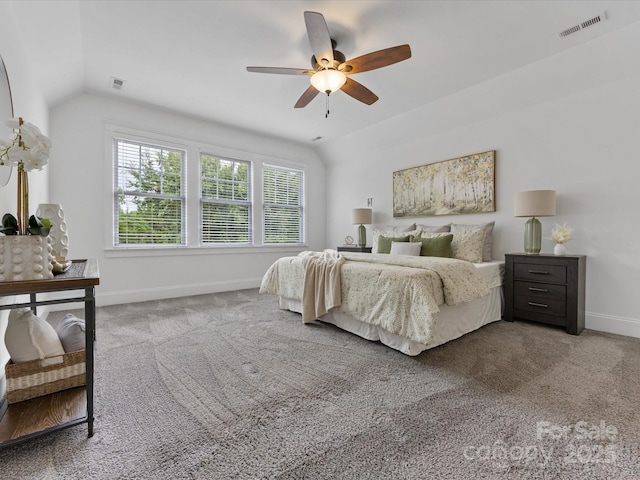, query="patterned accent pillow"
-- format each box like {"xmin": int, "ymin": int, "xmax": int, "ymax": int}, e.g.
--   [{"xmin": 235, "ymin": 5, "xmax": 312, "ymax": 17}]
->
[
  {"xmin": 383, "ymin": 223, "xmax": 417, "ymax": 233},
  {"xmin": 415, "ymin": 223, "xmax": 451, "ymax": 233},
  {"xmin": 450, "ymin": 221, "xmax": 495, "ymax": 262},
  {"xmin": 451, "ymin": 228, "xmax": 485, "ymax": 263},
  {"xmin": 389, "ymin": 241, "xmax": 422, "ymax": 256}
]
